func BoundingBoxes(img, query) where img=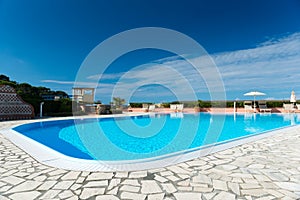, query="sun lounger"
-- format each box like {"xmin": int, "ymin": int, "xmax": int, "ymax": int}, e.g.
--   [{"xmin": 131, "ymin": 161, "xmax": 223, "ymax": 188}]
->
[
  {"xmin": 148, "ymin": 104, "xmax": 156, "ymax": 112},
  {"xmin": 170, "ymin": 104, "xmax": 177, "ymax": 111},
  {"xmin": 258, "ymin": 101, "xmax": 272, "ymax": 112},
  {"xmin": 244, "ymin": 101, "xmax": 254, "ymax": 112},
  {"xmin": 283, "ymin": 103, "xmax": 295, "ymax": 113},
  {"xmin": 176, "ymin": 104, "xmax": 184, "ymax": 112},
  {"xmin": 142, "ymin": 104, "xmax": 149, "ymax": 112},
  {"xmin": 170, "ymin": 104, "xmax": 184, "ymax": 112}
]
